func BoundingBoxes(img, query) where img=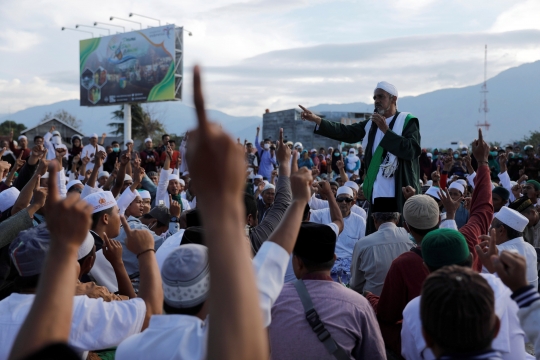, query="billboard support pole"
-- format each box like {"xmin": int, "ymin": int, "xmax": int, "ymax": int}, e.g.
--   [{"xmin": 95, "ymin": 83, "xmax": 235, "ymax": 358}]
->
[{"xmin": 124, "ymin": 103, "xmax": 132, "ymax": 146}]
